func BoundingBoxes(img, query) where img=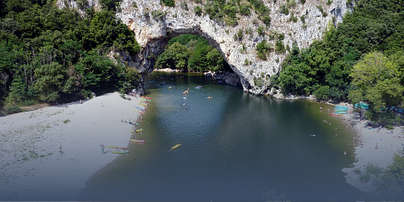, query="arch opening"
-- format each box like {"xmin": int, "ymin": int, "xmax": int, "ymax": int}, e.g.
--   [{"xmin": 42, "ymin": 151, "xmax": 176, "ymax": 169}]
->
[{"xmin": 127, "ymin": 31, "xmax": 244, "ymax": 93}]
